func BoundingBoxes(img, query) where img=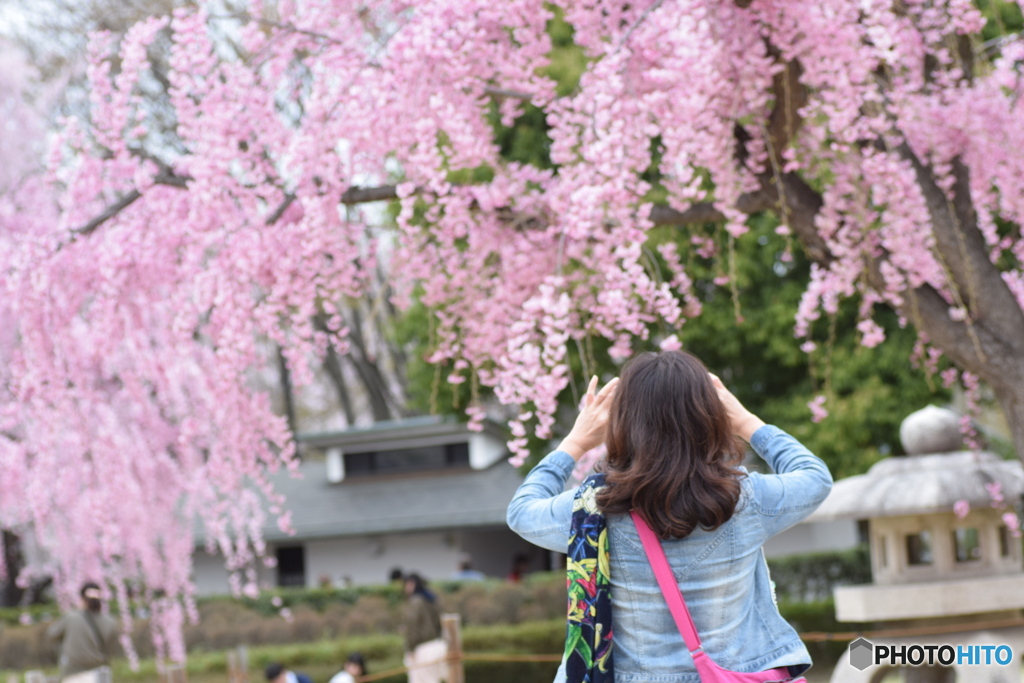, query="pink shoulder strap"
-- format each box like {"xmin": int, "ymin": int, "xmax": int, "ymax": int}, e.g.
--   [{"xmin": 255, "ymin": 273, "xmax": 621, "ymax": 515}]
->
[{"xmin": 630, "ymin": 511, "xmax": 704, "ymax": 656}]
